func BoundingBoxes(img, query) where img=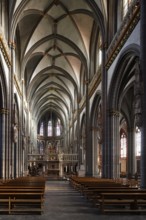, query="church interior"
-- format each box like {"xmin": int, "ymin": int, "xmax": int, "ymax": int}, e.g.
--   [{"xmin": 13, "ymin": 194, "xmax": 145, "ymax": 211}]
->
[{"xmin": 1, "ymin": 0, "xmax": 146, "ymax": 217}]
